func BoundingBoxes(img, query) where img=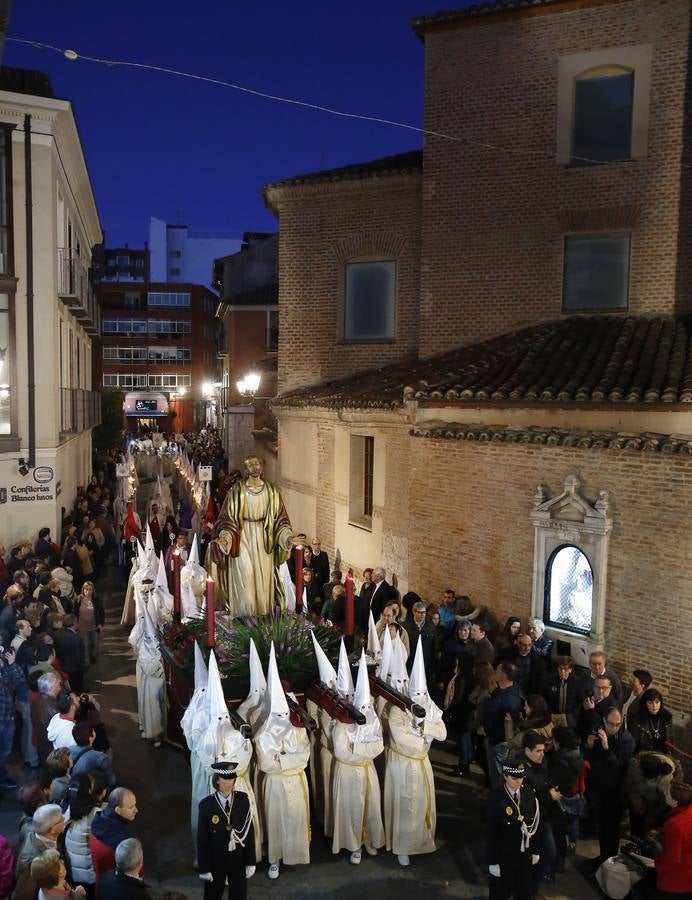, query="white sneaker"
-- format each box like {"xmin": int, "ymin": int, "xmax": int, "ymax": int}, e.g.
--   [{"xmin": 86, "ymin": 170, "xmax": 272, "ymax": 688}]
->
[
  {"xmin": 397, "ymin": 854, "xmax": 410, "ymax": 867},
  {"xmin": 268, "ymin": 864, "xmax": 280, "ymax": 880},
  {"xmin": 349, "ymin": 851, "xmax": 362, "ymax": 864},
  {"xmin": 364, "ymin": 845, "xmax": 378, "ymax": 856},
  {"xmin": 153, "ymin": 740, "xmax": 162, "ymax": 748}
]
